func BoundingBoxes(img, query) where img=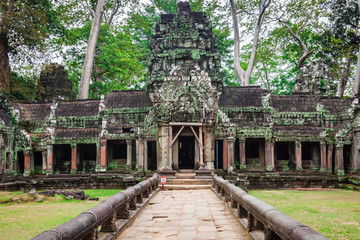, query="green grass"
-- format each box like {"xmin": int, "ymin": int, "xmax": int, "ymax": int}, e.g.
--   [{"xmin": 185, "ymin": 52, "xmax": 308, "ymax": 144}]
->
[
  {"xmin": 249, "ymin": 189, "xmax": 360, "ymax": 240},
  {"xmin": 0, "ymin": 189, "xmax": 123, "ymax": 240}
]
